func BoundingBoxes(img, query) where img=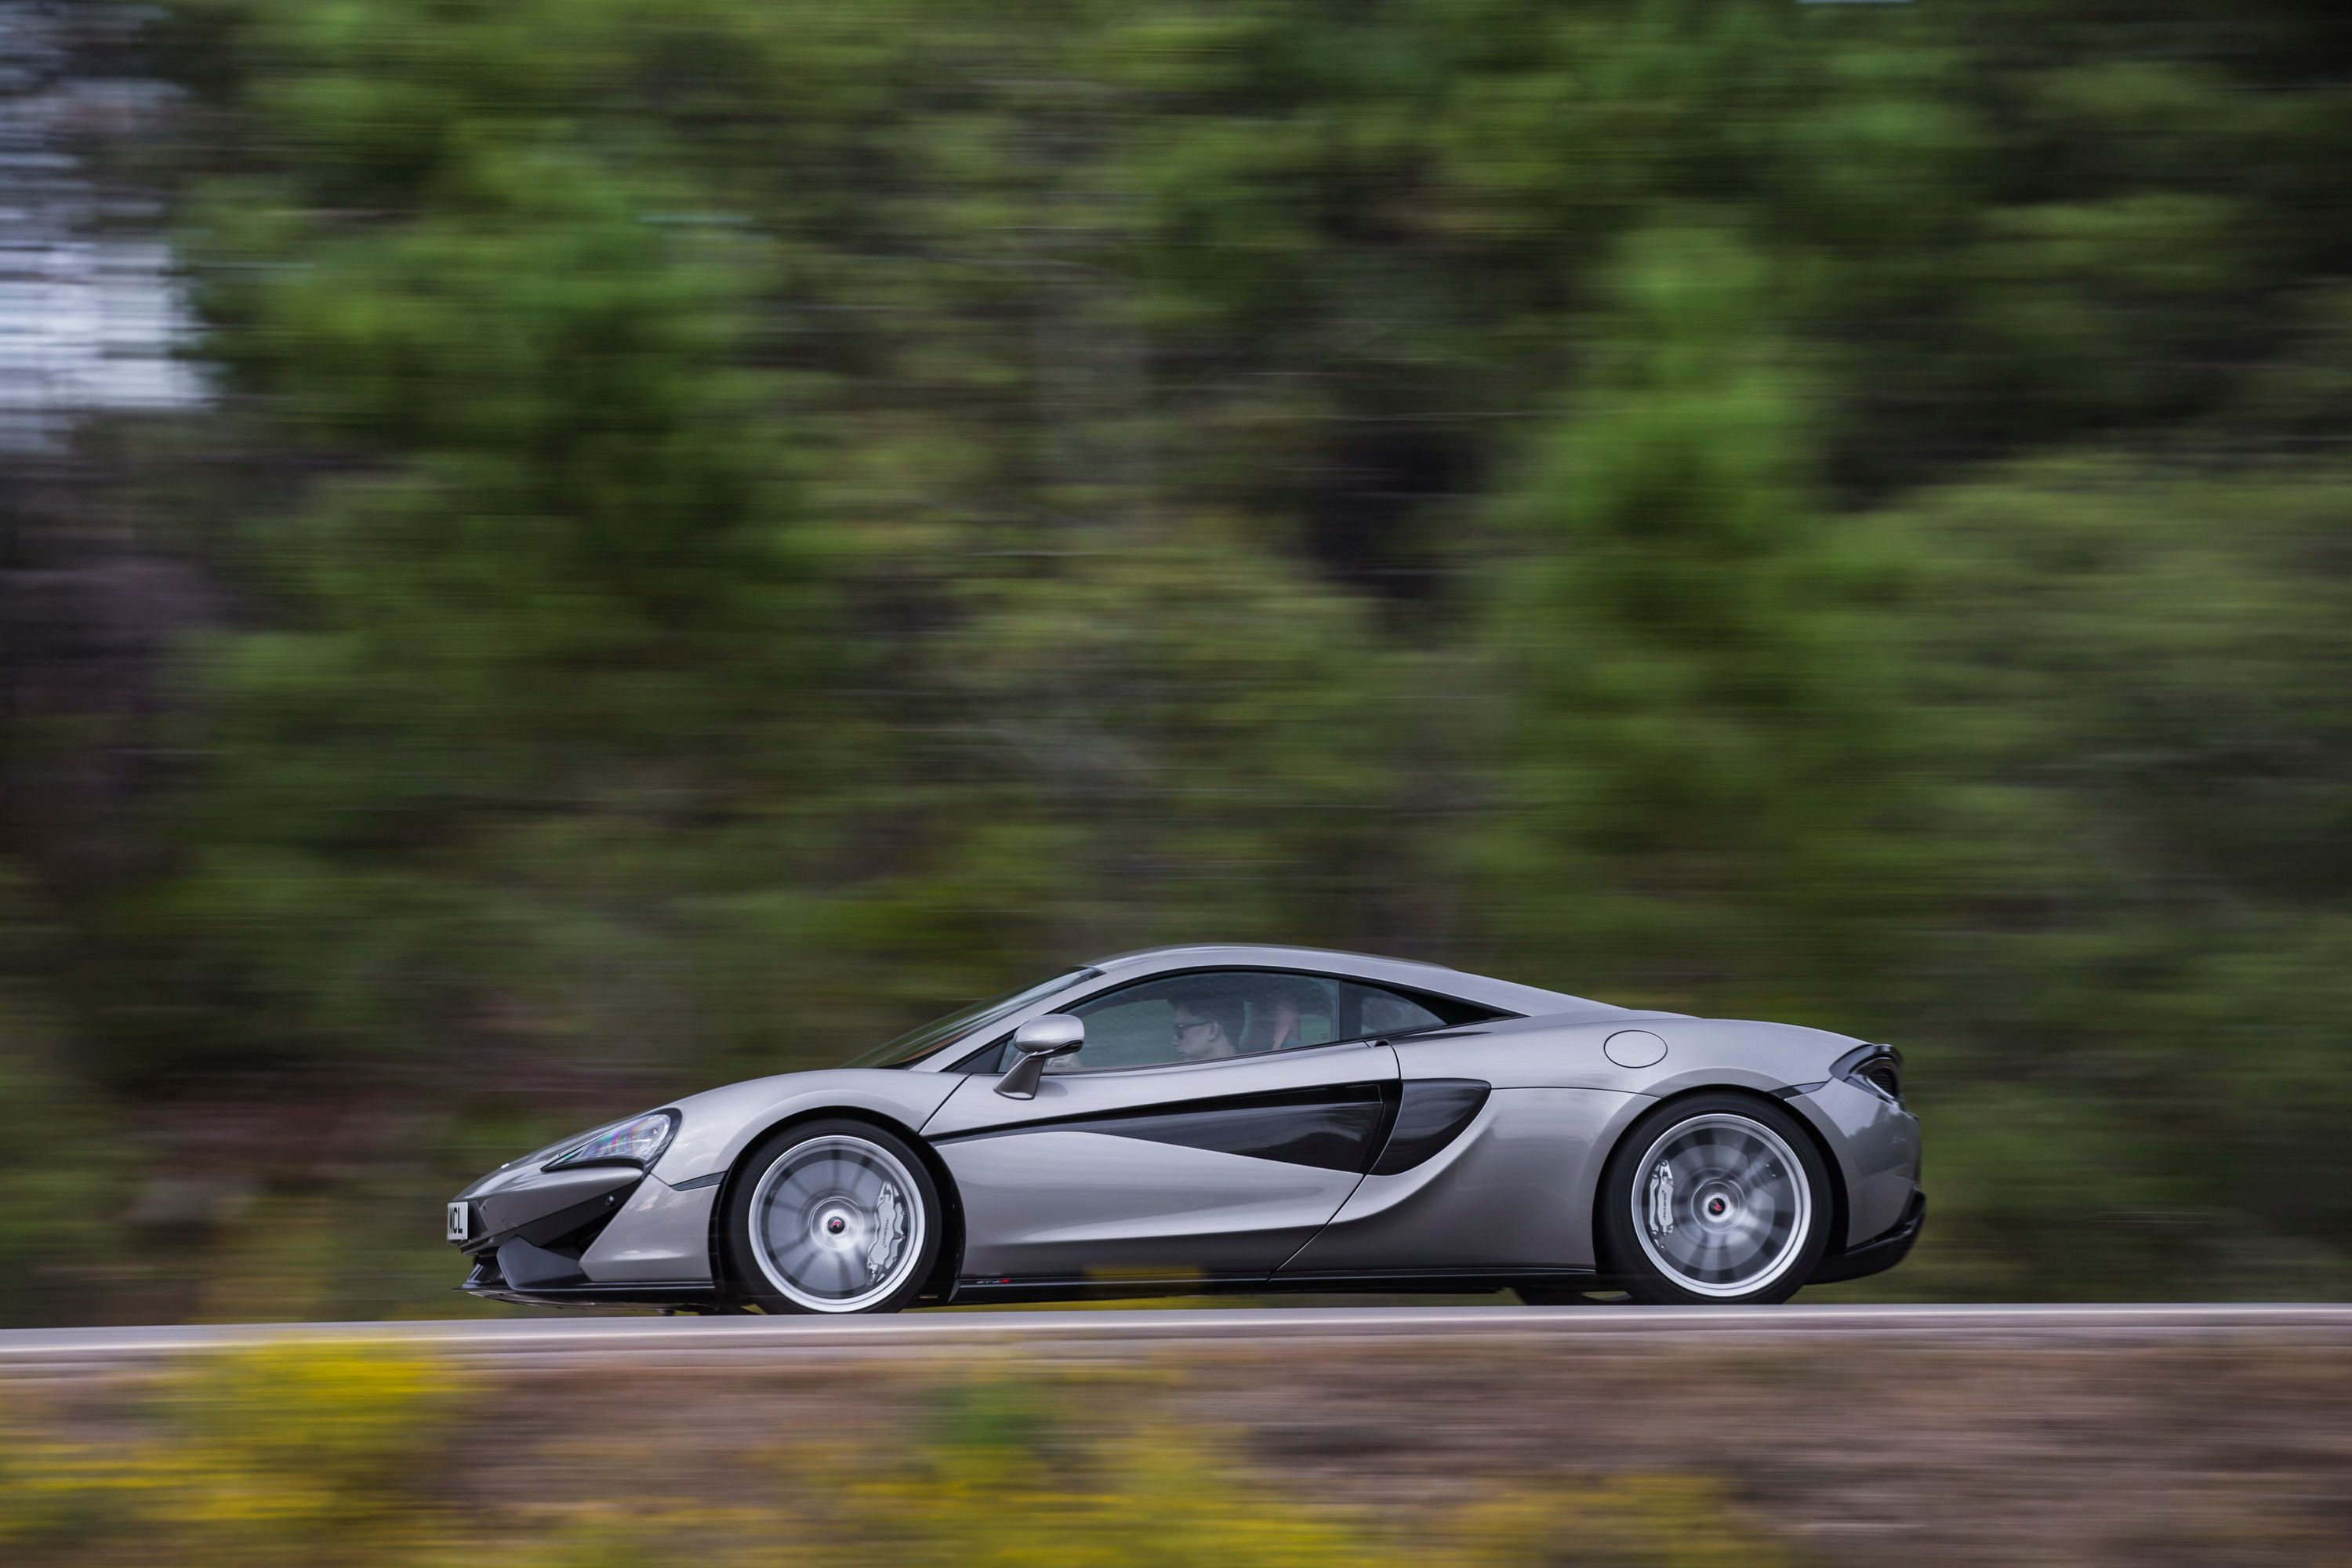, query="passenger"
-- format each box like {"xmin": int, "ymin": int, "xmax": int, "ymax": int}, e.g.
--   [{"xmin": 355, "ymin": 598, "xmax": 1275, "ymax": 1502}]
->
[{"xmin": 1241, "ymin": 977, "xmax": 1317, "ymax": 1052}]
